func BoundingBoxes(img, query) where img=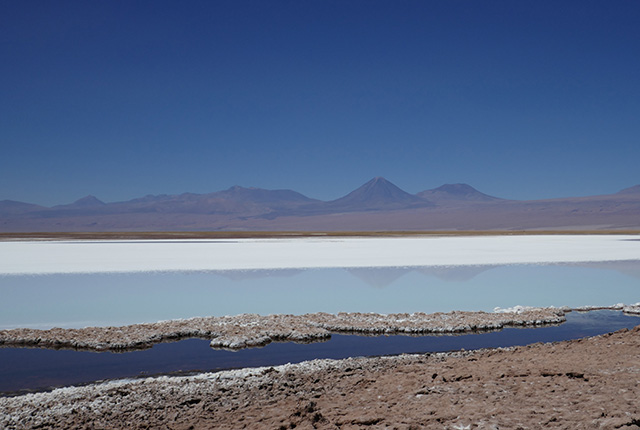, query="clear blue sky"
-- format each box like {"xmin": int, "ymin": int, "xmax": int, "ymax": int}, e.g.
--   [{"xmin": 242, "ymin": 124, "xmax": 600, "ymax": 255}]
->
[{"xmin": 1, "ymin": 1, "xmax": 639, "ymax": 206}]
